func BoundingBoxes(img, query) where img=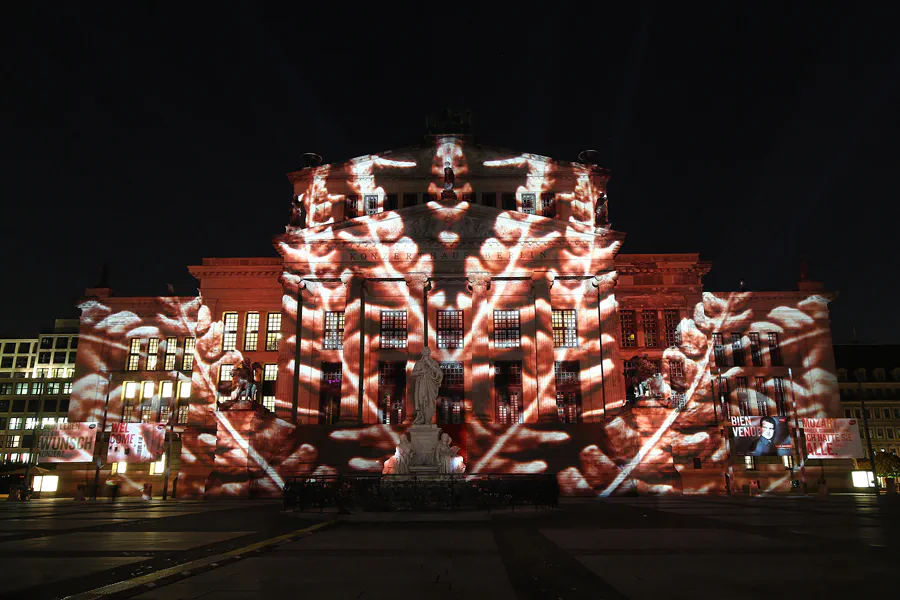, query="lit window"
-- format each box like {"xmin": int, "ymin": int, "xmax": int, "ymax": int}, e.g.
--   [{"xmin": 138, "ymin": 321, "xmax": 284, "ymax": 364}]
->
[
  {"xmin": 782, "ymin": 455, "xmax": 794, "ymax": 469},
  {"xmin": 47, "ymin": 382, "xmax": 60, "ymax": 395},
  {"xmin": 62, "ymin": 382, "xmax": 72, "ymax": 394},
  {"xmin": 32, "ymin": 475, "xmax": 58, "ymax": 492},
  {"xmin": 731, "ymin": 333, "xmax": 745, "ymax": 367},
  {"xmin": 219, "ymin": 364, "xmax": 234, "ymax": 389},
  {"xmin": 619, "ymin": 310, "xmax": 636, "ymax": 348},
  {"xmin": 164, "ymin": 338, "xmax": 178, "ymax": 370},
  {"xmin": 111, "ymin": 461, "xmax": 127, "ymax": 474},
  {"xmin": 14, "ymin": 382, "xmax": 28, "ymax": 395},
  {"xmin": 365, "ymin": 194, "xmax": 379, "ymax": 215},
  {"xmin": 266, "ymin": 313, "xmax": 282, "ymax": 351},
  {"xmin": 736, "ymin": 377, "xmax": 750, "ymax": 415},
  {"xmin": 495, "ymin": 361, "xmax": 523, "ymax": 424},
  {"xmin": 9, "ymin": 435, "xmax": 21, "ymax": 448},
  {"xmin": 262, "ymin": 396, "xmax": 276, "ymax": 411},
  {"xmin": 554, "ymin": 361, "xmax": 582, "ymax": 423},
  {"xmin": 9, "ymin": 418, "xmax": 22, "ymax": 430},
  {"xmin": 380, "ymin": 310, "xmax": 408, "ymax": 349},
  {"xmin": 744, "ymin": 455, "xmax": 756, "ymax": 469},
  {"xmin": 712, "ymin": 333, "xmax": 726, "ymax": 367},
  {"xmin": 141, "ymin": 381, "xmax": 155, "ymax": 401},
  {"xmin": 176, "ymin": 404, "xmax": 189, "ymax": 424},
  {"xmin": 160, "ymin": 405, "xmax": 171, "ymax": 423},
  {"xmin": 437, "ymin": 310, "xmax": 464, "ymax": 349},
  {"xmin": 264, "ymin": 364, "xmax": 278, "ymax": 381},
  {"xmin": 25, "ymin": 417, "xmax": 39, "ymax": 430},
  {"xmin": 668, "ymin": 359, "xmax": 685, "ymax": 384},
  {"xmin": 178, "ymin": 381, "xmax": 191, "ymax": 399},
  {"xmin": 41, "ymin": 417, "xmax": 56, "ymax": 427},
  {"xmin": 122, "ymin": 405, "xmax": 134, "ymax": 422},
  {"xmin": 141, "ymin": 405, "xmax": 153, "ymax": 423},
  {"xmin": 124, "ymin": 381, "xmax": 138, "ymax": 400},
  {"xmin": 126, "ymin": 338, "xmax": 141, "ymax": 371},
  {"xmin": 773, "ymin": 377, "xmax": 787, "ymax": 415},
  {"xmin": 150, "ymin": 454, "xmax": 166, "ymax": 475},
  {"xmin": 552, "ymin": 309, "xmax": 578, "ymax": 348},
  {"xmin": 642, "ymin": 311, "xmax": 658, "ymax": 348},
  {"xmin": 493, "ymin": 310, "xmax": 521, "ymax": 348},
  {"xmin": 182, "ymin": 338, "xmax": 196, "ymax": 371},
  {"xmin": 749, "ymin": 333, "xmax": 763, "ymax": 366},
  {"xmin": 32, "ymin": 382, "xmax": 43, "ymax": 395},
  {"xmin": 244, "ymin": 312, "xmax": 260, "ymax": 352},
  {"xmin": 147, "ymin": 339, "xmax": 160, "ymax": 370},
  {"xmin": 540, "ymin": 192, "xmax": 555, "ymax": 217},
  {"xmin": 754, "ymin": 377, "xmax": 769, "ymax": 416},
  {"xmin": 160, "ymin": 381, "xmax": 174, "ymax": 399},
  {"xmin": 222, "ymin": 313, "xmax": 239, "ymax": 352},
  {"xmin": 324, "ymin": 312, "xmax": 345, "ymax": 350}
]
